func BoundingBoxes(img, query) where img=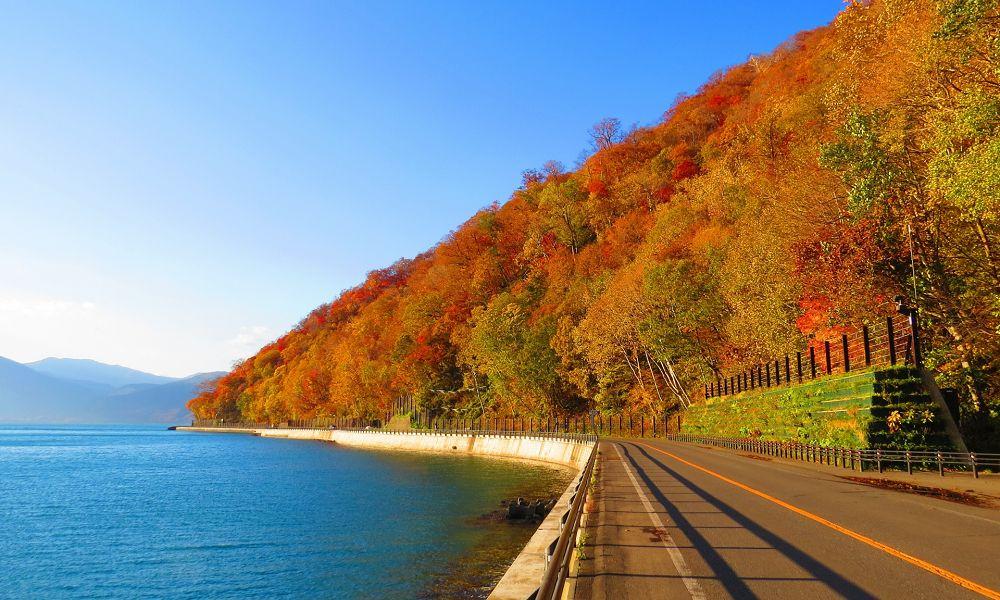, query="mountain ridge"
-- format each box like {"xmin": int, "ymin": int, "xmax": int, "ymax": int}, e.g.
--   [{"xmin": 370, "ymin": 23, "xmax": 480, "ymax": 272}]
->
[
  {"xmin": 26, "ymin": 357, "xmax": 179, "ymax": 388},
  {"xmin": 0, "ymin": 356, "xmax": 222, "ymax": 423}
]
